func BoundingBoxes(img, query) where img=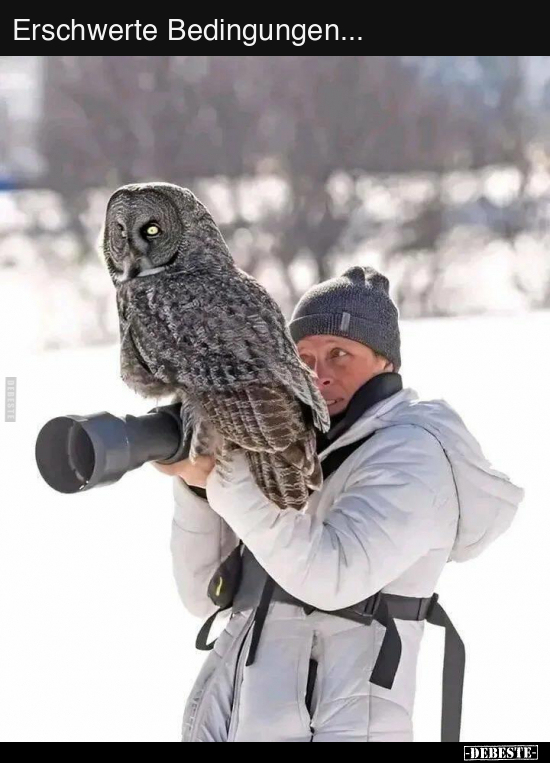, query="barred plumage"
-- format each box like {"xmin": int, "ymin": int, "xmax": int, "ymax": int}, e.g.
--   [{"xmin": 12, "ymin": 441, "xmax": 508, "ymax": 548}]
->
[{"xmin": 101, "ymin": 182, "xmax": 330, "ymax": 510}]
